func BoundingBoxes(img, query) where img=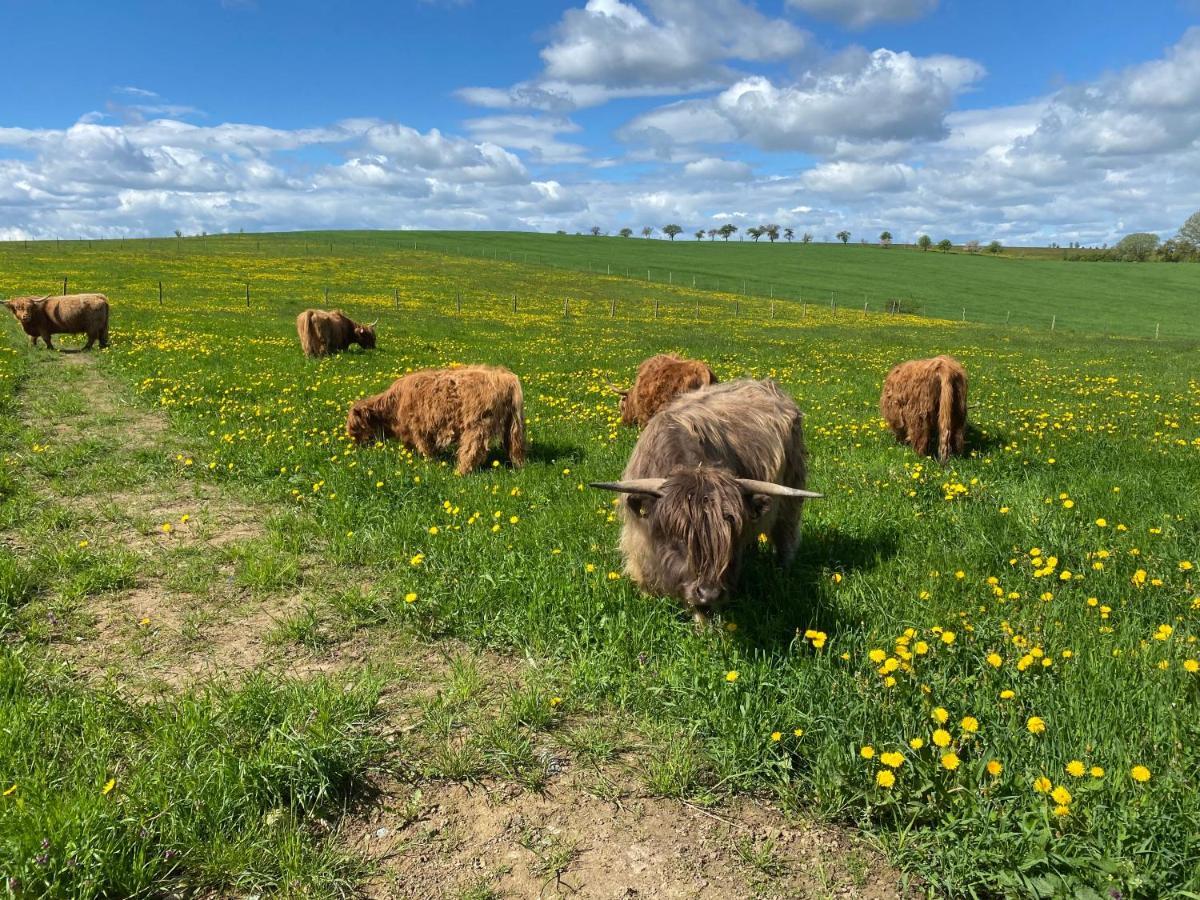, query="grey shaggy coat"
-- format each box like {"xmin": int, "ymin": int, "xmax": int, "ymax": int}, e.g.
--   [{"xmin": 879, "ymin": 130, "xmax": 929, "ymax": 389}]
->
[{"xmin": 616, "ymin": 379, "xmax": 811, "ymax": 614}]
